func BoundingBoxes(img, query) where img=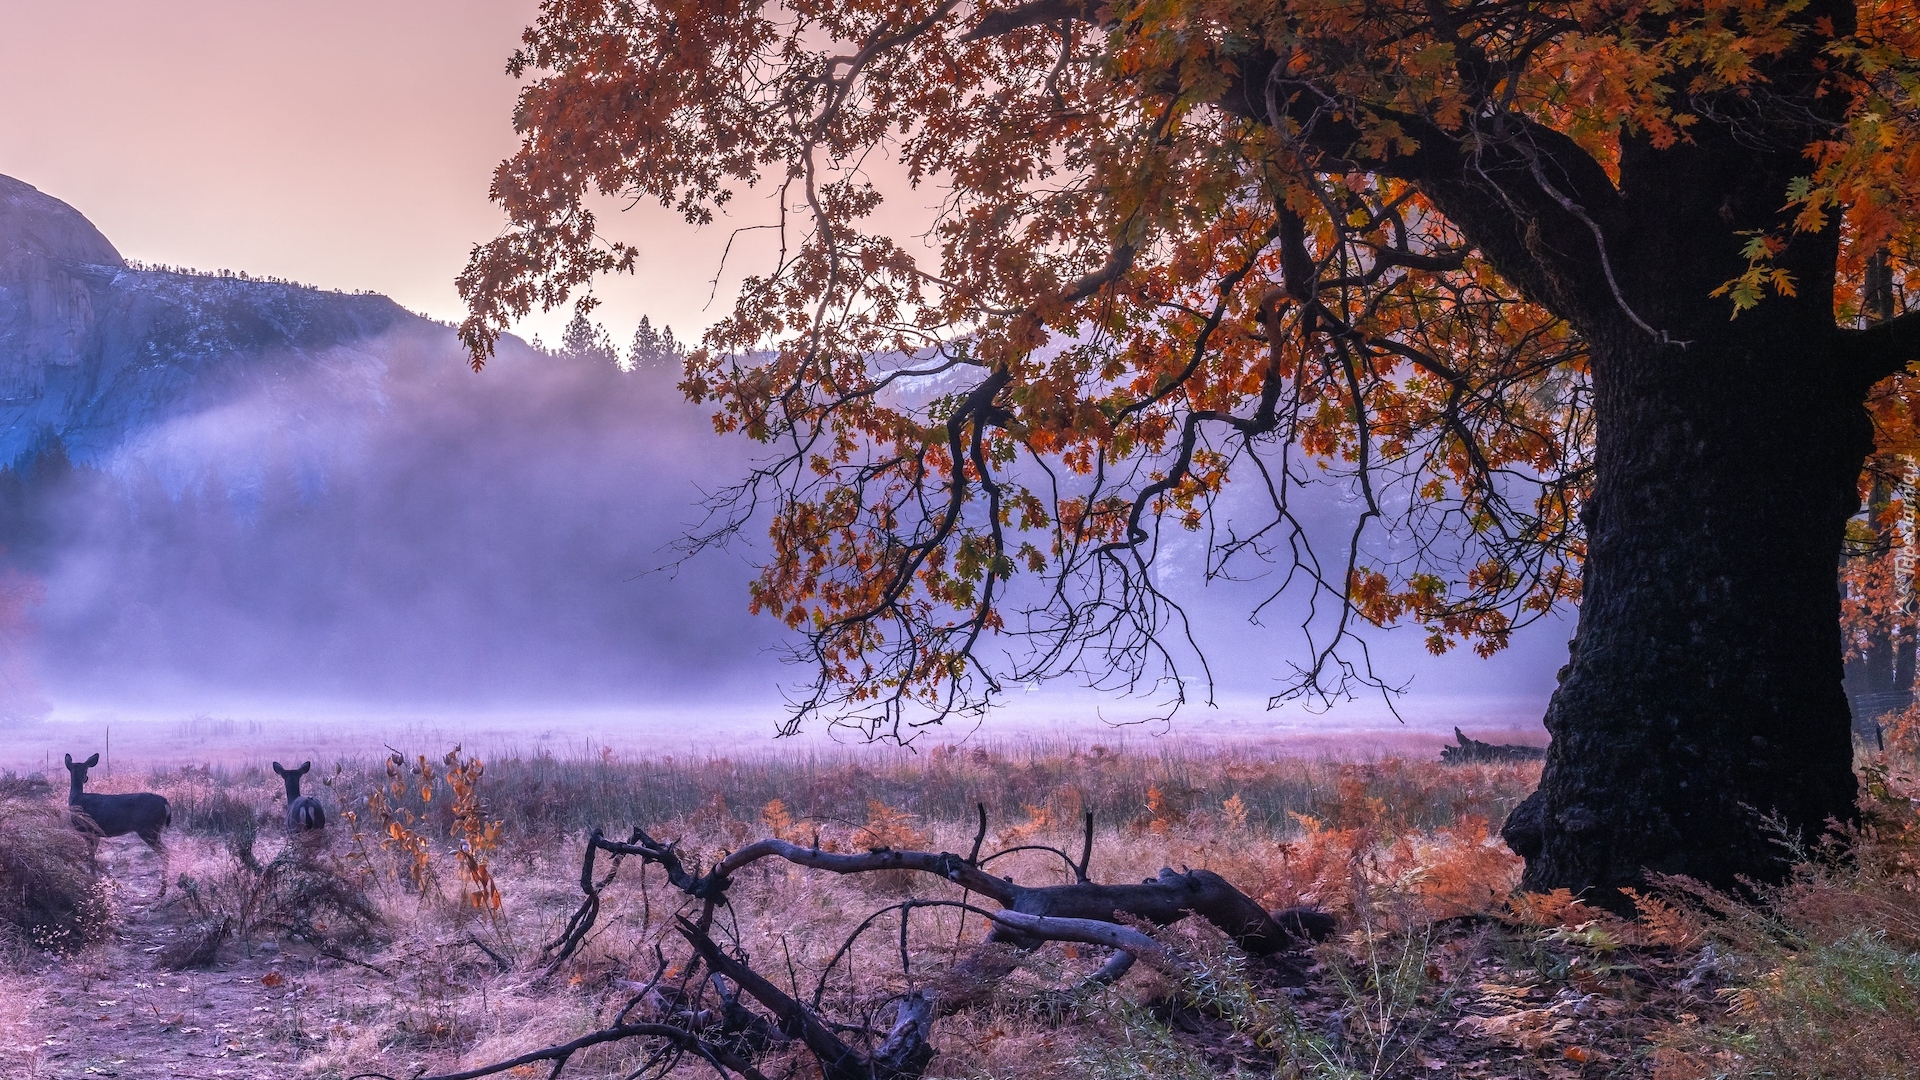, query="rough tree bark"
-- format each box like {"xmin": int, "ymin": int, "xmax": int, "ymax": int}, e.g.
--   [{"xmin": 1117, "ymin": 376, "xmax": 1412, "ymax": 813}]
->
[
  {"xmin": 1503, "ymin": 315, "xmax": 1874, "ymax": 899},
  {"xmin": 1476, "ymin": 26, "xmax": 1905, "ymax": 896},
  {"xmin": 1199, "ymin": 2, "xmax": 1913, "ymax": 902}
]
